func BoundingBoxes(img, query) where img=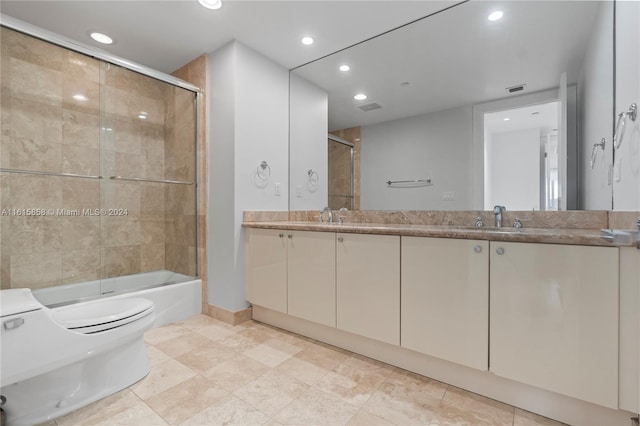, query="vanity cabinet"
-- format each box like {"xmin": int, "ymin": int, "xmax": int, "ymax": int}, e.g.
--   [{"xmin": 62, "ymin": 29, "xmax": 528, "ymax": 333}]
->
[
  {"xmin": 489, "ymin": 241, "xmax": 619, "ymax": 409},
  {"xmin": 245, "ymin": 228, "xmax": 287, "ymax": 313},
  {"xmin": 287, "ymin": 230, "xmax": 336, "ymax": 327},
  {"xmin": 245, "ymin": 228, "xmax": 336, "ymax": 325},
  {"xmin": 401, "ymin": 237, "xmax": 489, "ymax": 370},
  {"xmin": 336, "ymin": 233, "xmax": 400, "ymax": 345}
]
